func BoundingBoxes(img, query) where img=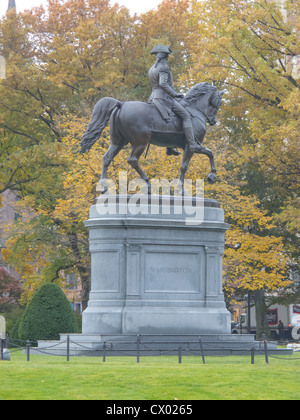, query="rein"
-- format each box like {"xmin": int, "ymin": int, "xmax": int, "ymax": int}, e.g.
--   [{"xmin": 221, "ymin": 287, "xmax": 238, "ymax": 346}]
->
[
  {"xmin": 195, "ymin": 109, "xmax": 209, "ymax": 124},
  {"xmin": 186, "ymin": 104, "xmax": 209, "ymax": 125},
  {"xmin": 183, "ymin": 97, "xmax": 211, "ymax": 125}
]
